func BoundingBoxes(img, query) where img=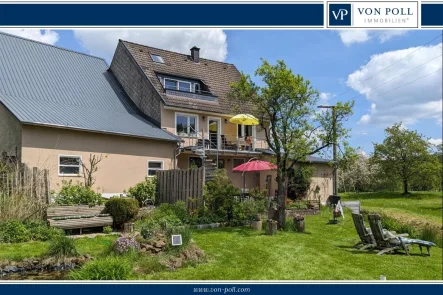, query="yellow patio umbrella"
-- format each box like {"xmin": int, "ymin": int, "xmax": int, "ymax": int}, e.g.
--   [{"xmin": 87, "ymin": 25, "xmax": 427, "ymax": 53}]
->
[
  {"xmin": 209, "ymin": 121, "xmax": 218, "ymax": 131},
  {"xmin": 229, "ymin": 114, "xmax": 259, "ymax": 125}
]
